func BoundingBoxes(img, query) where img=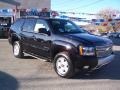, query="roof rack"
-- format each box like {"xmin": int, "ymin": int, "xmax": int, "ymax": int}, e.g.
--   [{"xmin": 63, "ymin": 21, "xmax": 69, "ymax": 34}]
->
[{"xmin": 21, "ymin": 16, "xmax": 40, "ymax": 18}]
